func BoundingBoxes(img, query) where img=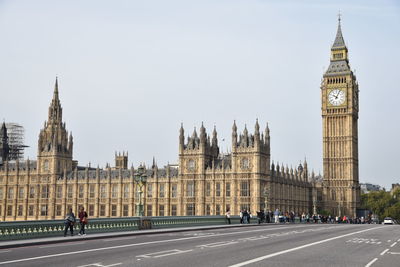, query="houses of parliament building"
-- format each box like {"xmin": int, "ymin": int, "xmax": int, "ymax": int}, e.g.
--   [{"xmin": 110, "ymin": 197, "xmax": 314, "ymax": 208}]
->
[{"xmin": 0, "ymin": 18, "xmax": 360, "ymax": 221}]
